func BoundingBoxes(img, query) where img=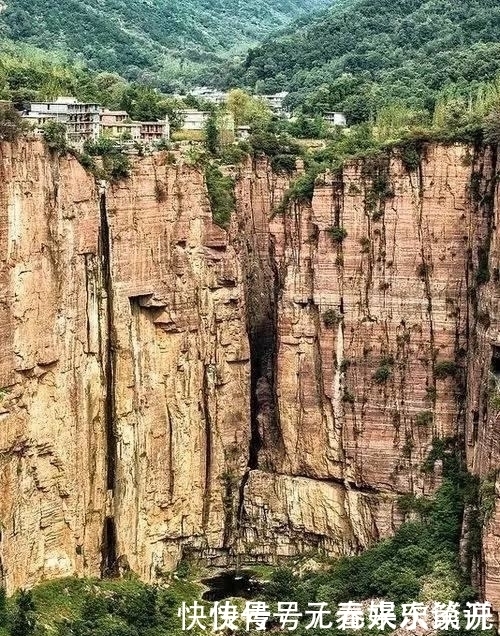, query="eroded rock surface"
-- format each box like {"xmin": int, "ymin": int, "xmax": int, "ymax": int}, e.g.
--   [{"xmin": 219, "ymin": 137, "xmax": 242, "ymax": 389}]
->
[{"xmin": 1, "ymin": 140, "xmax": 500, "ymax": 613}]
